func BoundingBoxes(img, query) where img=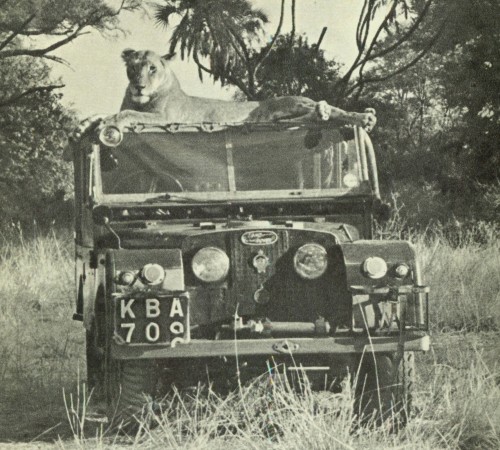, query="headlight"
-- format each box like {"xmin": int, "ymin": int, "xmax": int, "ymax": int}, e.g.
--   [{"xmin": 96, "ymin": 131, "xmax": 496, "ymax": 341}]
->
[
  {"xmin": 294, "ymin": 243, "xmax": 328, "ymax": 280},
  {"xmin": 140, "ymin": 263, "xmax": 165, "ymax": 285},
  {"xmin": 362, "ymin": 257, "xmax": 388, "ymax": 279},
  {"xmin": 99, "ymin": 125, "xmax": 123, "ymax": 147},
  {"xmin": 192, "ymin": 247, "xmax": 230, "ymax": 283}
]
